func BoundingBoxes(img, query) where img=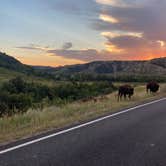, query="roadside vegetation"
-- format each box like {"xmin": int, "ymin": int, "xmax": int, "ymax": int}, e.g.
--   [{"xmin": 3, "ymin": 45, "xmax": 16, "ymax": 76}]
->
[
  {"xmin": 0, "ymin": 77, "xmax": 116, "ymax": 117},
  {"xmin": 0, "ymin": 79, "xmax": 165, "ymax": 145}
]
